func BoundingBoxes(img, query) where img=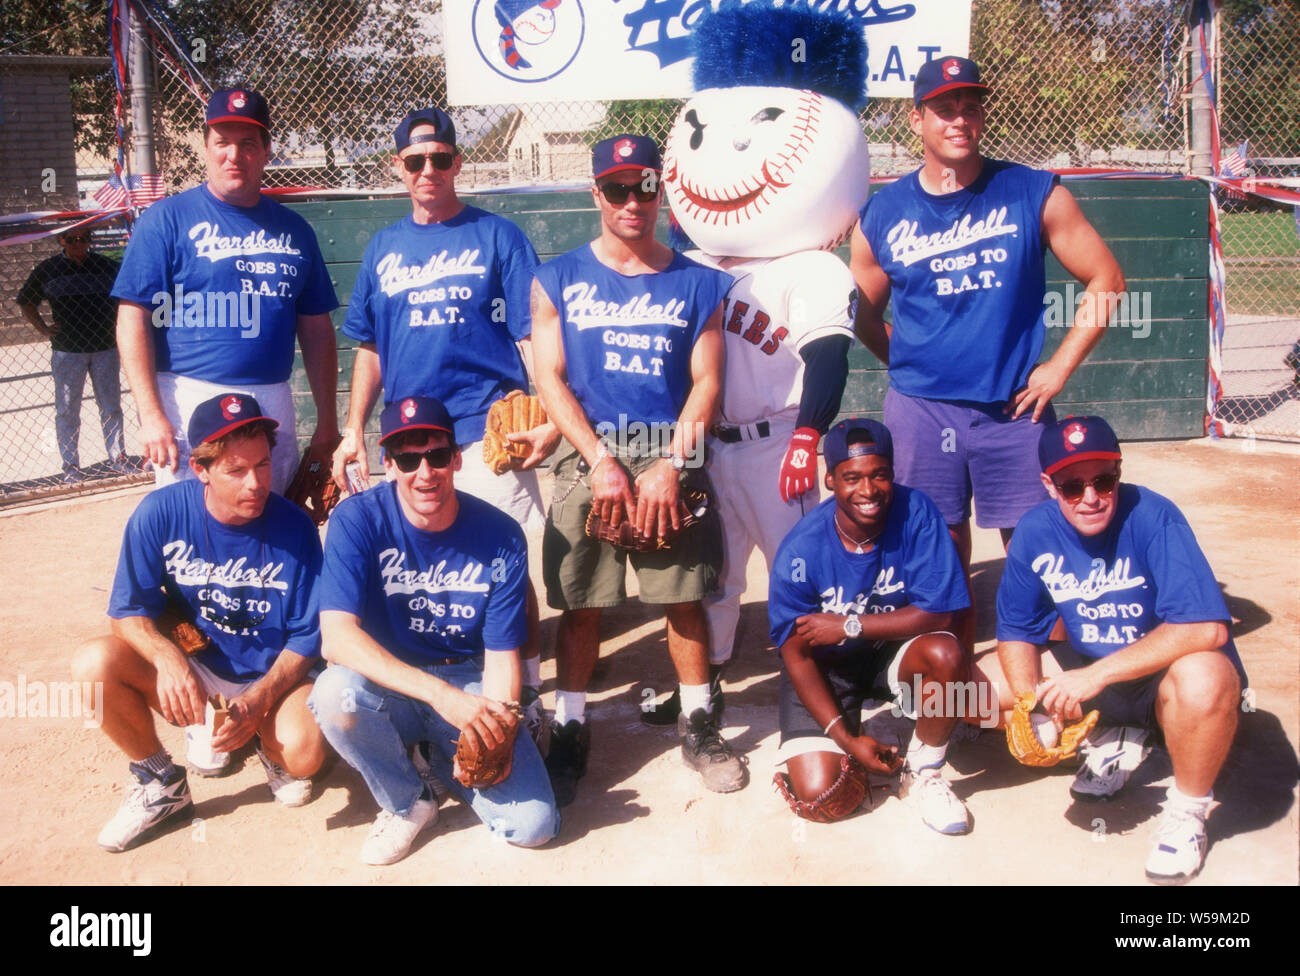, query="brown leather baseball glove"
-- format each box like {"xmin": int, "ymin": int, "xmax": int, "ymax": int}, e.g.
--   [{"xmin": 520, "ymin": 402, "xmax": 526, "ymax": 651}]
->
[
  {"xmin": 1006, "ymin": 691, "xmax": 1099, "ymax": 767},
  {"xmin": 584, "ymin": 487, "xmax": 709, "ymax": 552},
  {"xmin": 483, "ymin": 391, "xmax": 548, "ymax": 475},
  {"xmin": 156, "ymin": 601, "xmax": 210, "ymax": 656},
  {"xmin": 774, "ymin": 754, "xmax": 872, "ymax": 823},
  {"xmin": 453, "ymin": 703, "xmax": 524, "ymax": 789},
  {"xmin": 285, "ymin": 441, "xmax": 342, "ymax": 526}
]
